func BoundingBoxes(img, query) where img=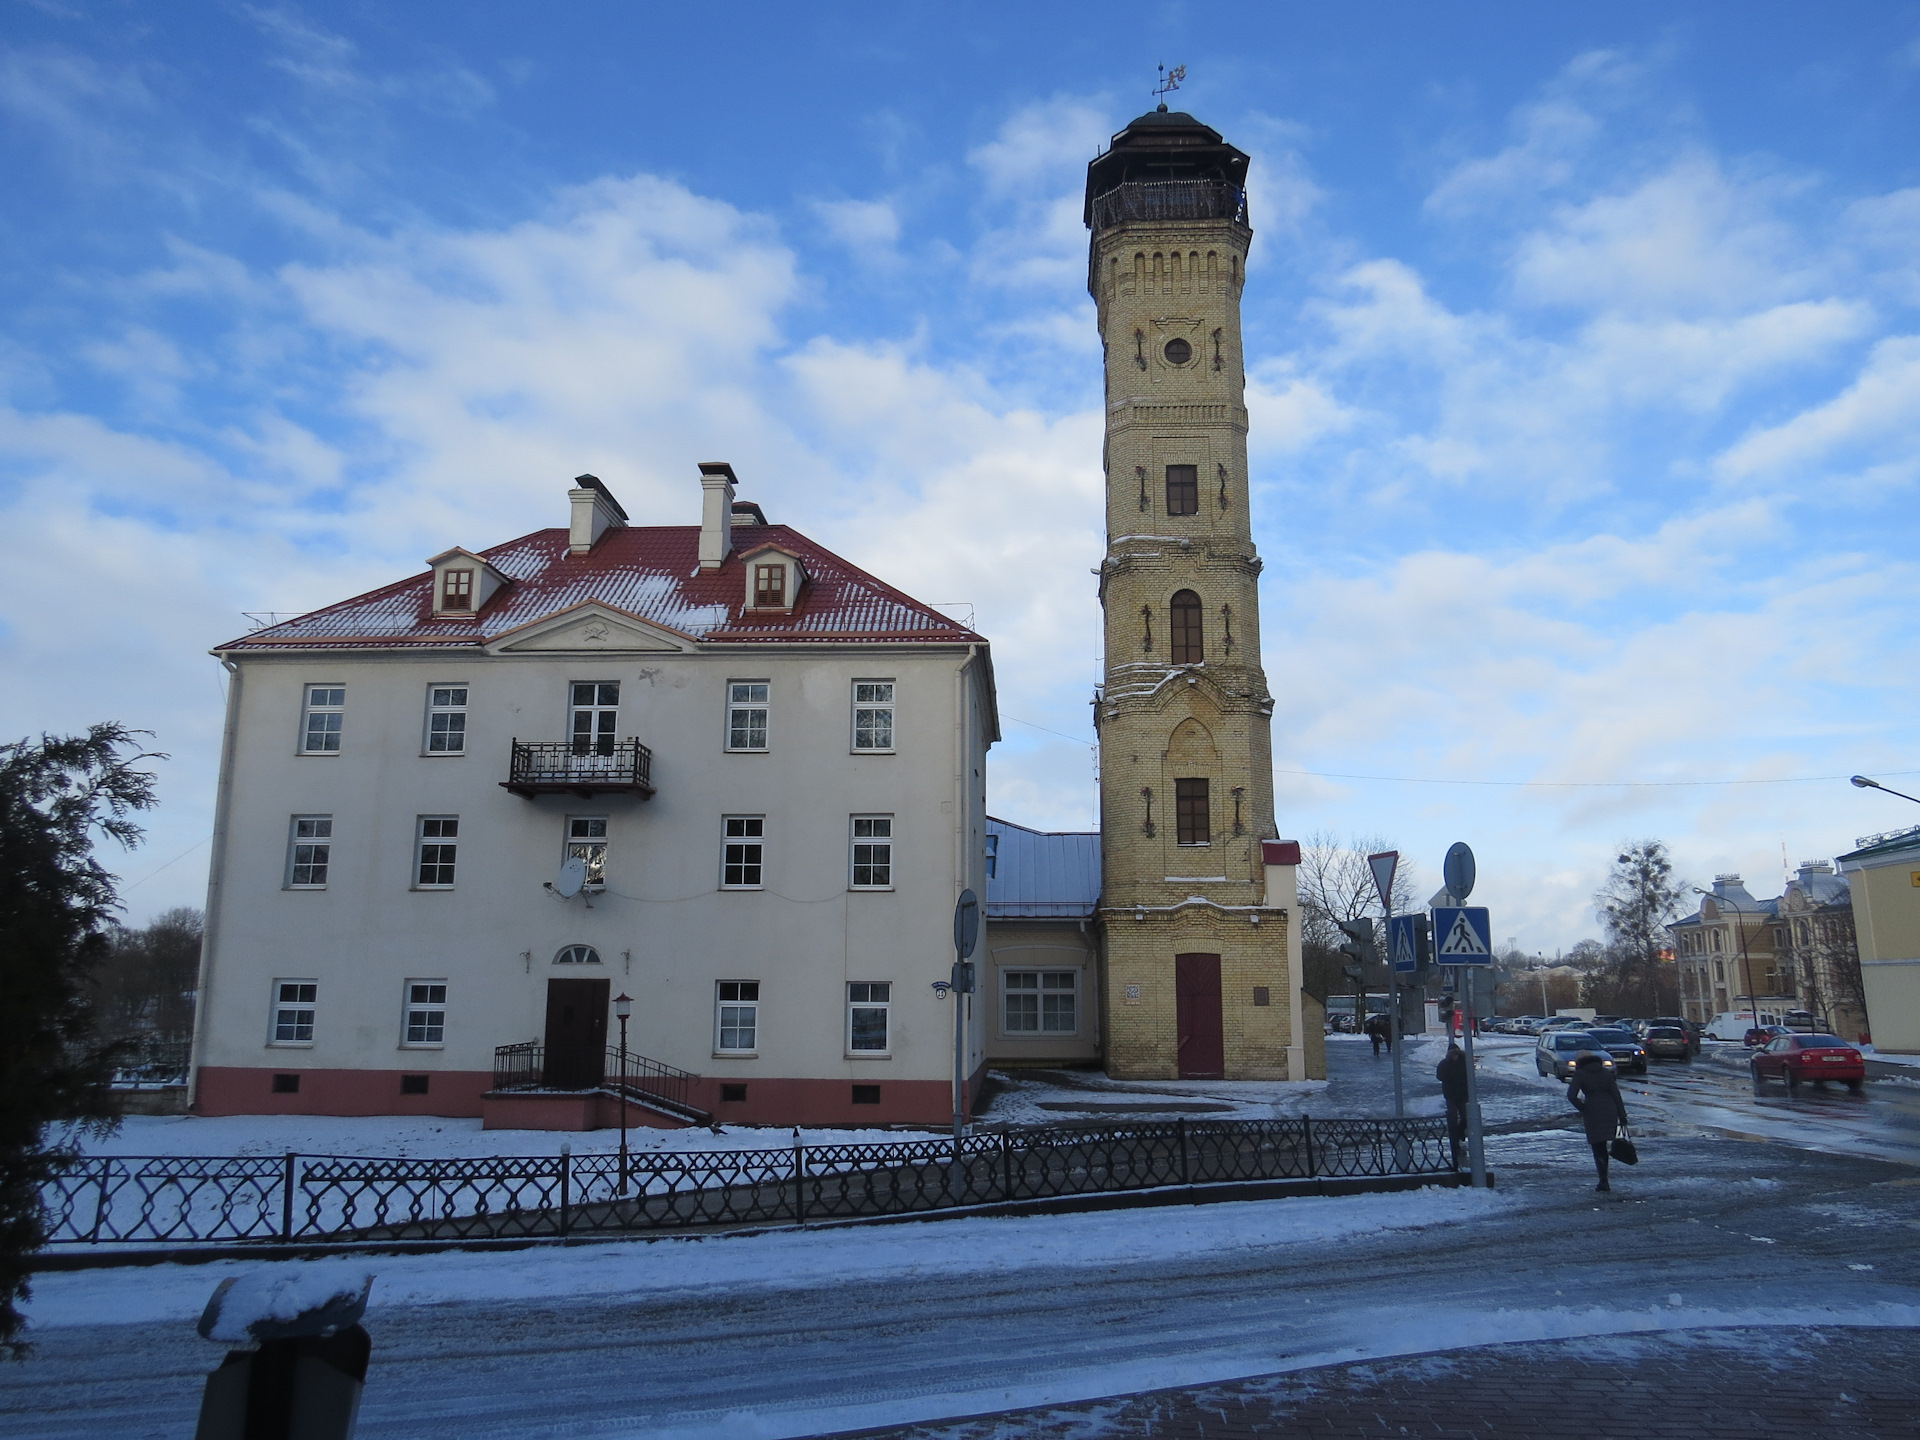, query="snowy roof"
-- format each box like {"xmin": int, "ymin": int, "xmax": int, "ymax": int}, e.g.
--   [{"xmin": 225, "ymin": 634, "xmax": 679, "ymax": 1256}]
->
[
  {"xmin": 218, "ymin": 524, "xmax": 984, "ymax": 653},
  {"xmin": 987, "ymin": 816, "xmax": 1101, "ymax": 919},
  {"xmin": 1838, "ymin": 824, "xmax": 1920, "ymax": 866}
]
